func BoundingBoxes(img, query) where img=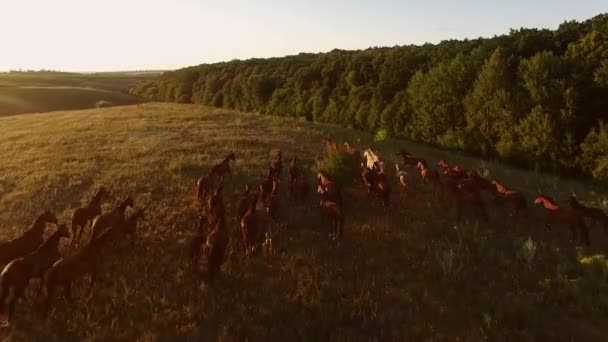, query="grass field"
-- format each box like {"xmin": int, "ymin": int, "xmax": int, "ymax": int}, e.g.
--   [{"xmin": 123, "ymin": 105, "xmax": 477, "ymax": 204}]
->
[
  {"xmin": 0, "ymin": 72, "xmax": 157, "ymax": 117},
  {"xmin": 0, "ymin": 103, "xmax": 607, "ymax": 341}
]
